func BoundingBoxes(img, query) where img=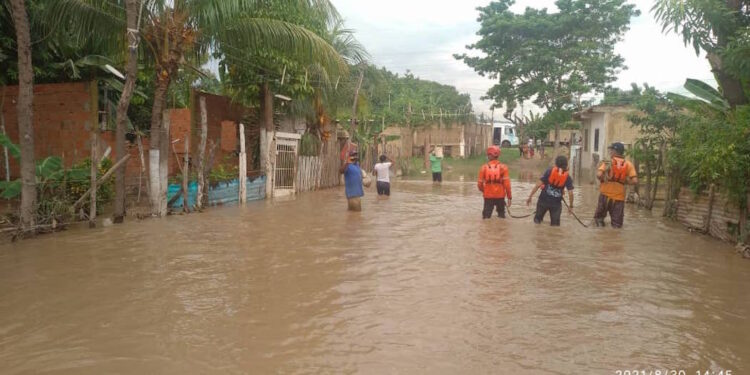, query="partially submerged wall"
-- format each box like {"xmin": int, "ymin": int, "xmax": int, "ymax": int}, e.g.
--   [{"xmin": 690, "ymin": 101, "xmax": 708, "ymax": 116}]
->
[{"xmin": 677, "ymin": 187, "xmax": 743, "ymax": 243}]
